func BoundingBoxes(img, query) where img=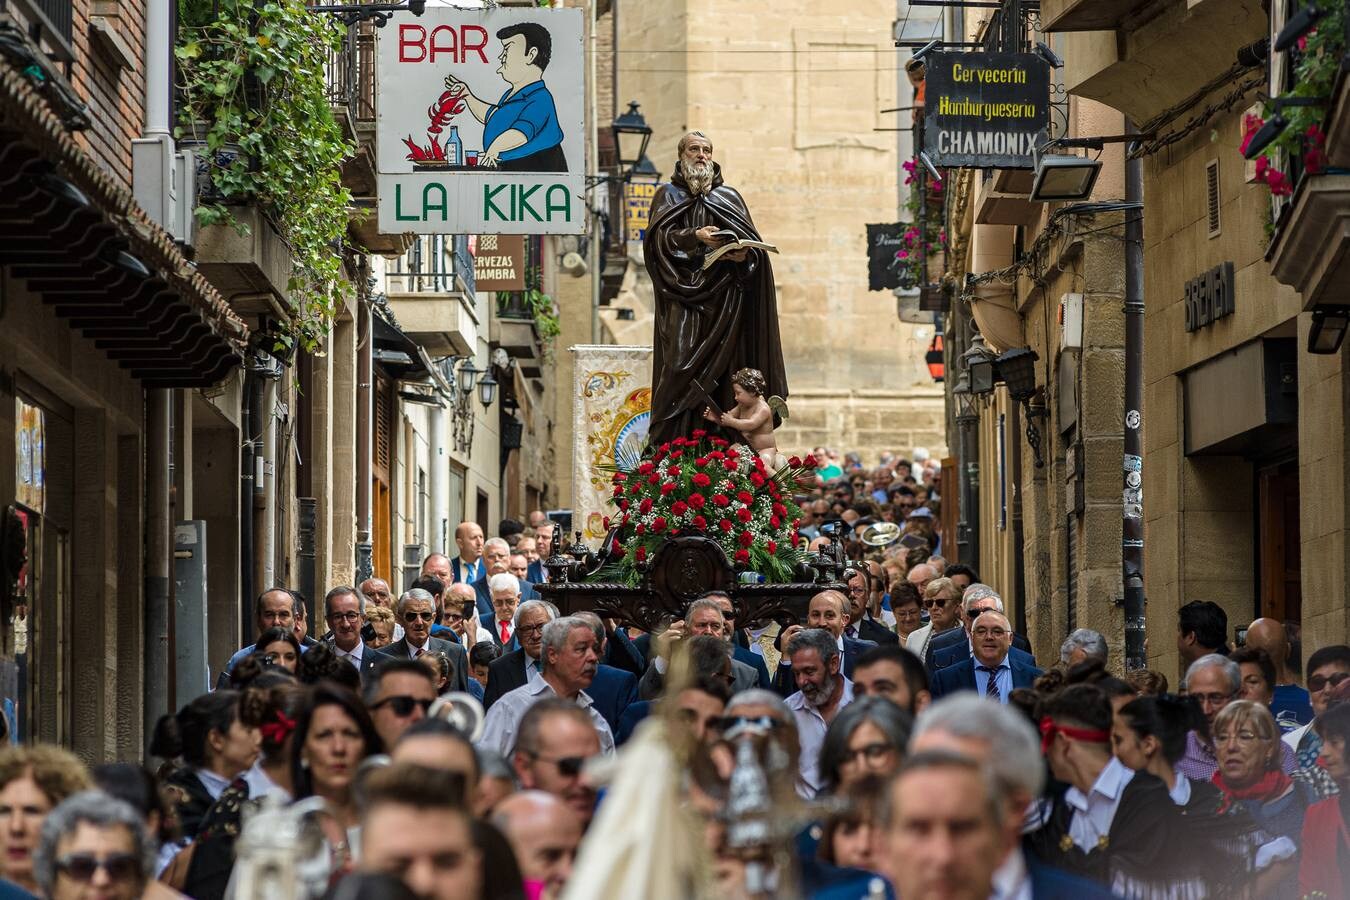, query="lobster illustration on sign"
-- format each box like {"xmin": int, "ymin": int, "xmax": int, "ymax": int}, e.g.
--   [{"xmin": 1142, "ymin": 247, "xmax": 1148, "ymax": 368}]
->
[{"xmin": 402, "ymin": 84, "xmax": 467, "ymax": 164}]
